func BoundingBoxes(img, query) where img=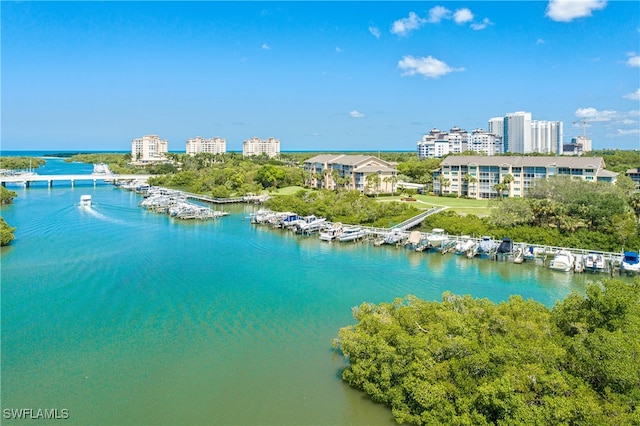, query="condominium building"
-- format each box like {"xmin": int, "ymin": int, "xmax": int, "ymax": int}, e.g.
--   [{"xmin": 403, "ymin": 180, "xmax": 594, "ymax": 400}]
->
[
  {"xmin": 303, "ymin": 154, "xmax": 397, "ymax": 194},
  {"xmin": 504, "ymin": 111, "xmax": 532, "ymax": 153},
  {"xmin": 469, "ymin": 129, "xmax": 504, "ymax": 156},
  {"xmin": 417, "ymin": 127, "xmax": 502, "ymax": 158},
  {"xmin": 626, "ymin": 166, "xmax": 640, "ymax": 189},
  {"xmin": 131, "ymin": 135, "xmax": 168, "ymax": 163},
  {"xmin": 488, "ymin": 117, "xmax": 504, "ymax": 140},
  {"xmin": 502, "ymin": 111, "xmax": 565, "ymax": 155},
  {"xmin": 417, "ymin": 128, "xmax": 456, "ymax": 159},
  {"xmin": 531, "ymin": 120, "xmax": 563, "ymax": 154},
  {"xmin": 242, "ymin": 137, "xmax": 280, "ymax": 158},
  {"xmin": 186, "ymin": 136, "xmax": 226, "ymax": 156},
  {"xmin": 433, "ymin": 155, "xmax": 617, "ymax": 199}
]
